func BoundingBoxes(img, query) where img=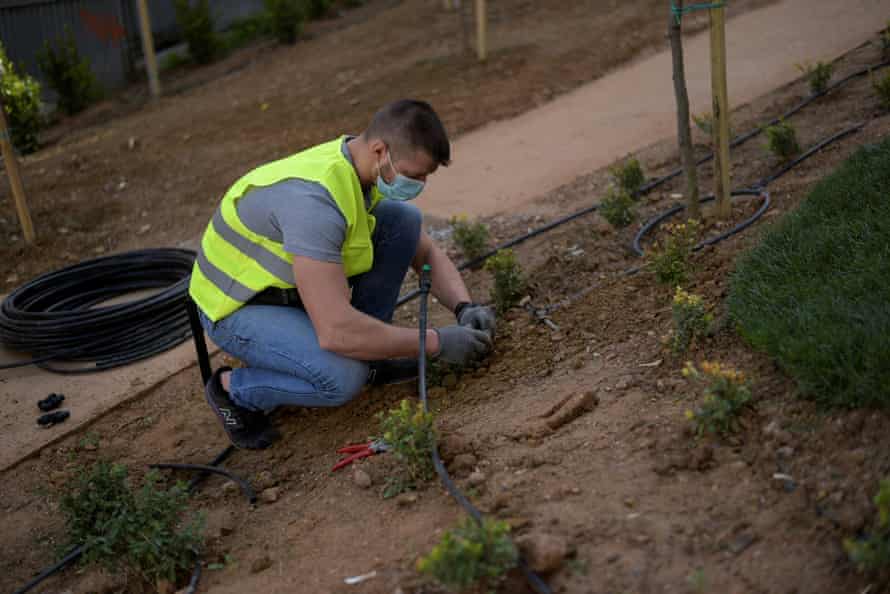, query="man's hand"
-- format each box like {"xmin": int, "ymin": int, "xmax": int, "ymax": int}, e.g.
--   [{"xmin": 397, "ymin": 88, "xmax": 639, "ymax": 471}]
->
[
  {"xmin": 456, "ymin": 302, "xmax": 497, "ymax": 336},
  {"xmin": 434, "ymin": 325, "xmax": 493, "ymax": 366}
]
